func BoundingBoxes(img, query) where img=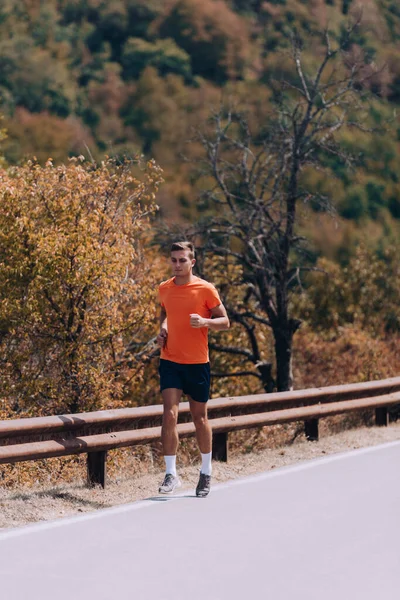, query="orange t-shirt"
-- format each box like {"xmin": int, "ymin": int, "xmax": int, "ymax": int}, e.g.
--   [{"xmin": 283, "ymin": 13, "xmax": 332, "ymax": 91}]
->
[{"xmin": 159, "ymin": 276, "xmax": 222, "ymax": 364}]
